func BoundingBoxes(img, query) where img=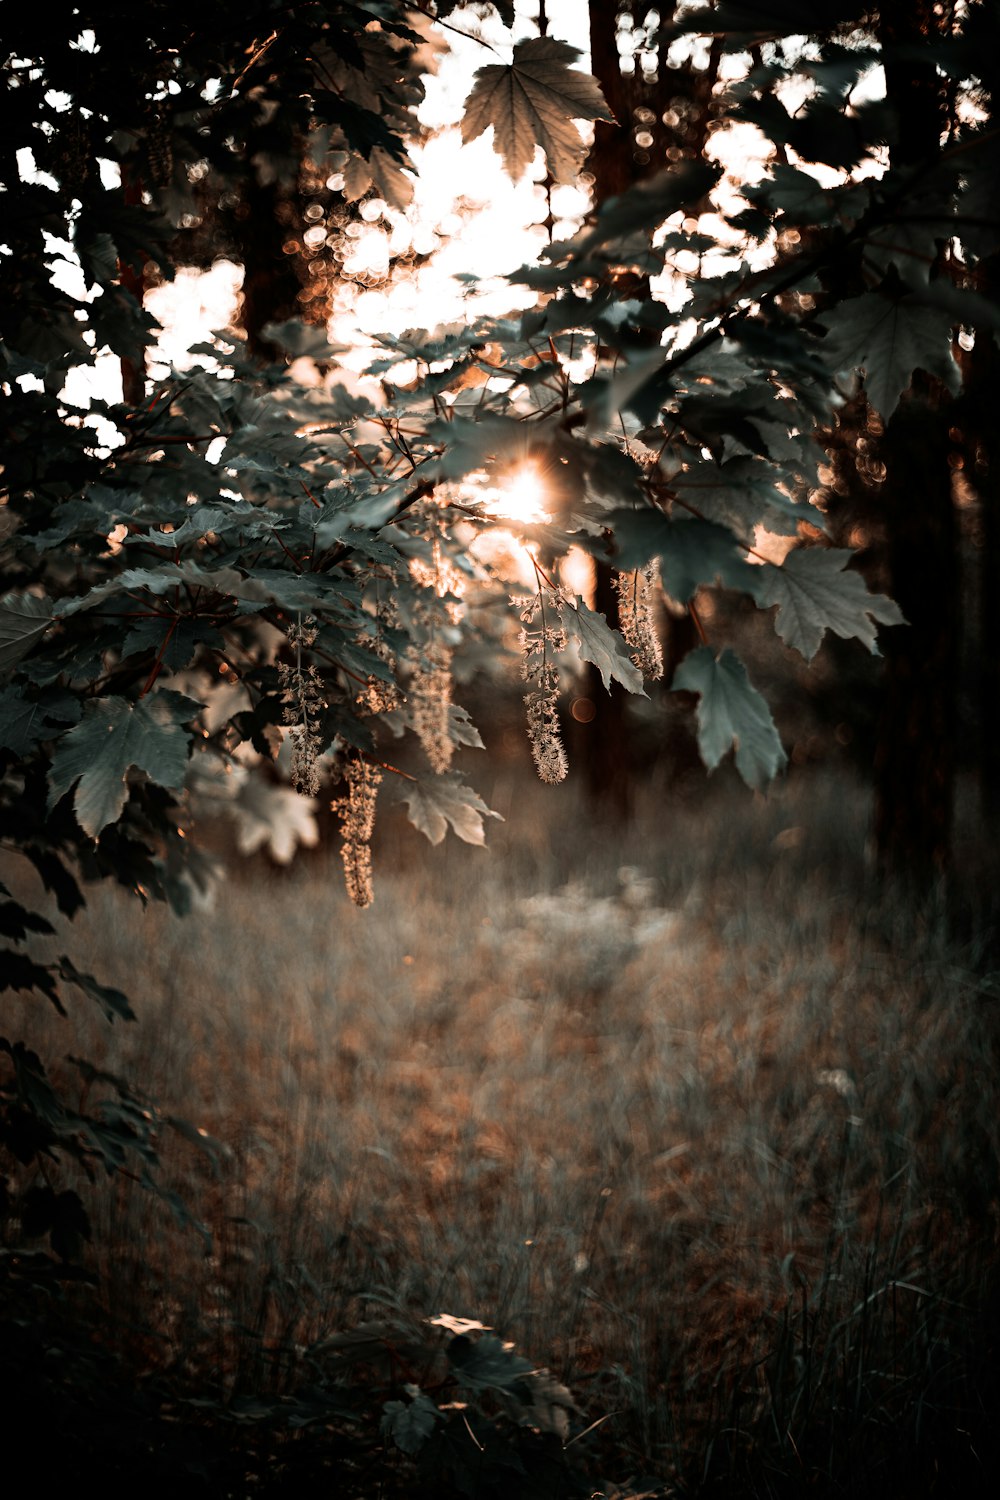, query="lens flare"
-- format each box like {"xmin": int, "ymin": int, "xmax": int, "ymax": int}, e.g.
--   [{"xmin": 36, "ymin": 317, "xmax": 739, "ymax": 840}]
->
[{"xmin": 491, "ymin": 463, "xmax": 550, "ymax": 524}]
